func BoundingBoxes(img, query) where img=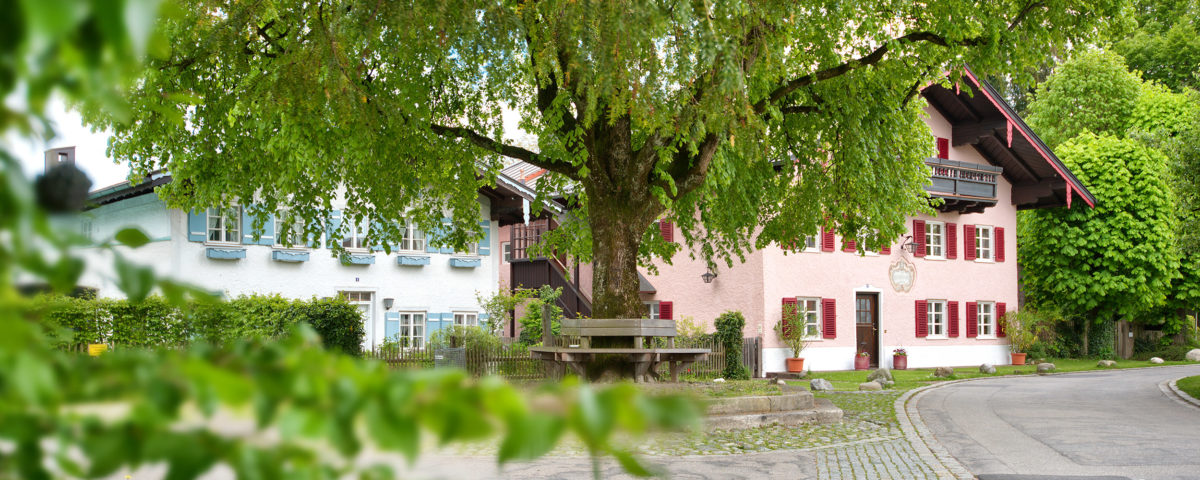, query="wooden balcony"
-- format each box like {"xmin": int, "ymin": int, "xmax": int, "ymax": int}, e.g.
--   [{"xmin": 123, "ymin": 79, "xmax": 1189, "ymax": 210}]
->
[
  {"xmin": 510, "ymin": 219, "xmax": 592, "ymax": 318},
  {"xmin": 925, "ymin": 158, "xmax": 1003, "ymax": 214}
]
